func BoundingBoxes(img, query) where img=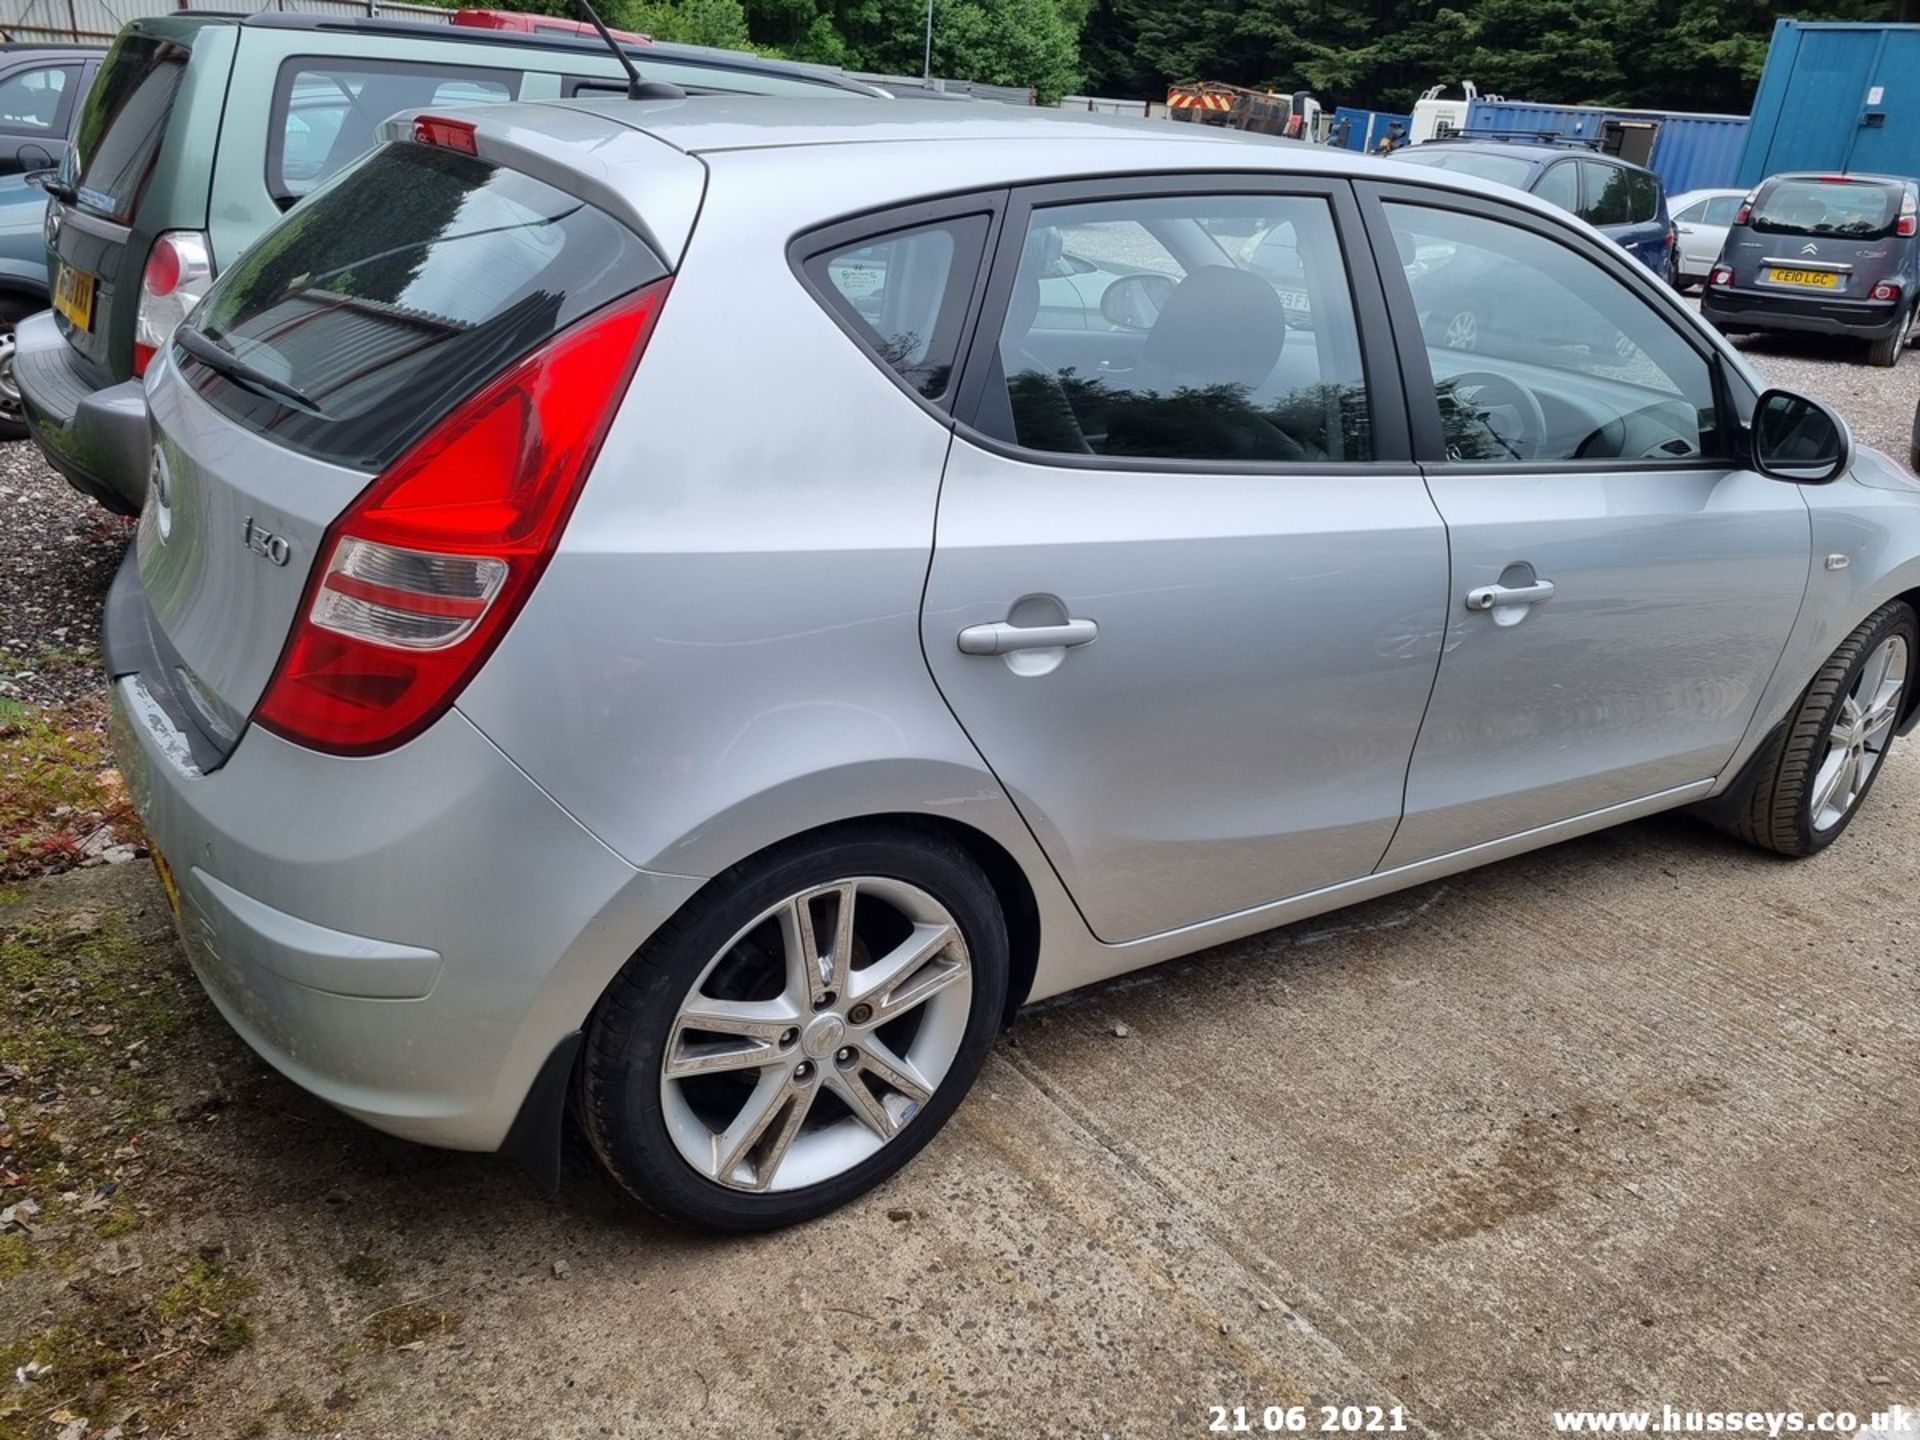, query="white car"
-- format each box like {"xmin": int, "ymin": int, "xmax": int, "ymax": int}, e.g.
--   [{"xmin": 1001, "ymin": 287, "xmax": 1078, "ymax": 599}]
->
[{"xmin": 1669, "ymin": 187, "xmax": 1747, "ymax": 289}]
